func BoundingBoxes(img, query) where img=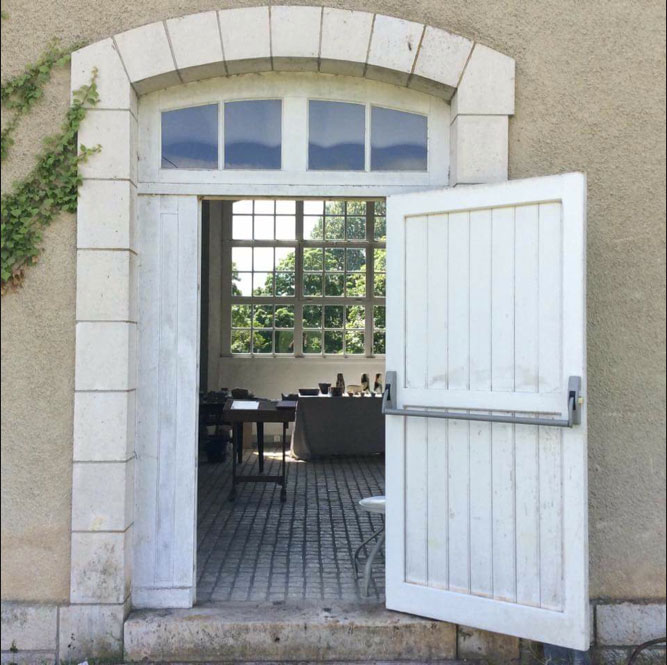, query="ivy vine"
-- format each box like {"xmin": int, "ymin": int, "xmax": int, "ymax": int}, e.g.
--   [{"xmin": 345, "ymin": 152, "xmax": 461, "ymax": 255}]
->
[
  {"xmin": 1, "ymin": 68, "xmax": 101, "ymax": 293},
  {"xmin": 1, "ymin": 41, "xmax": 80, "ymax": 161}
]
